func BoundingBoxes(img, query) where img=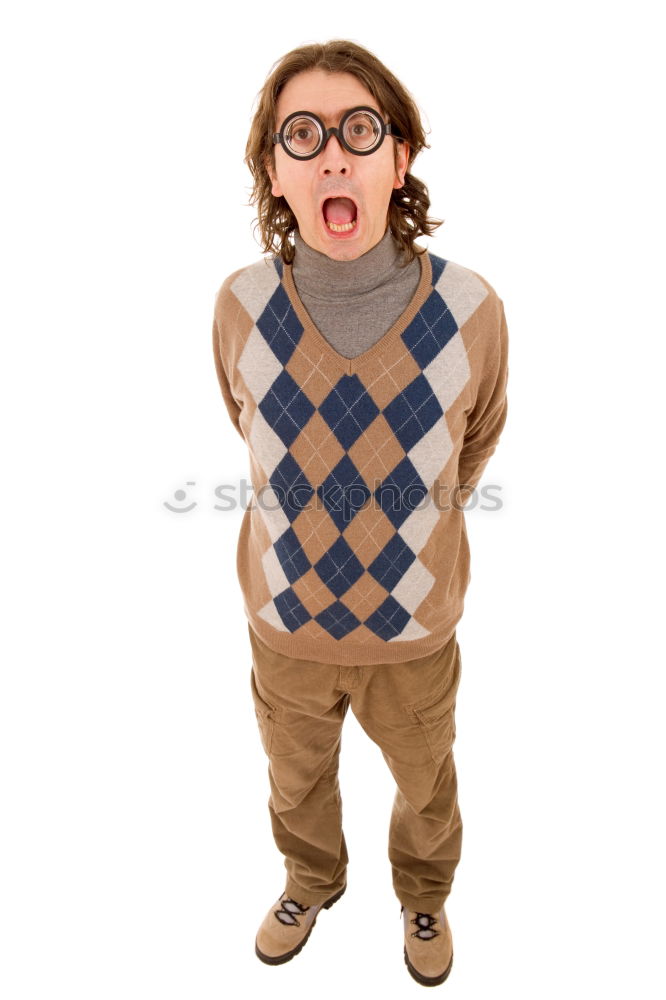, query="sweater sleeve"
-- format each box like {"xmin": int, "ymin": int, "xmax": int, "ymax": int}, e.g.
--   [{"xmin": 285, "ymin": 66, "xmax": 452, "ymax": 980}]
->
[
  {"xmin": 457, "ymin": 297, "xmax": 509, "ymax": 506},
  {"xmin": 212, "ymin": 297, "xmax": 245, "ymax": 442}
]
